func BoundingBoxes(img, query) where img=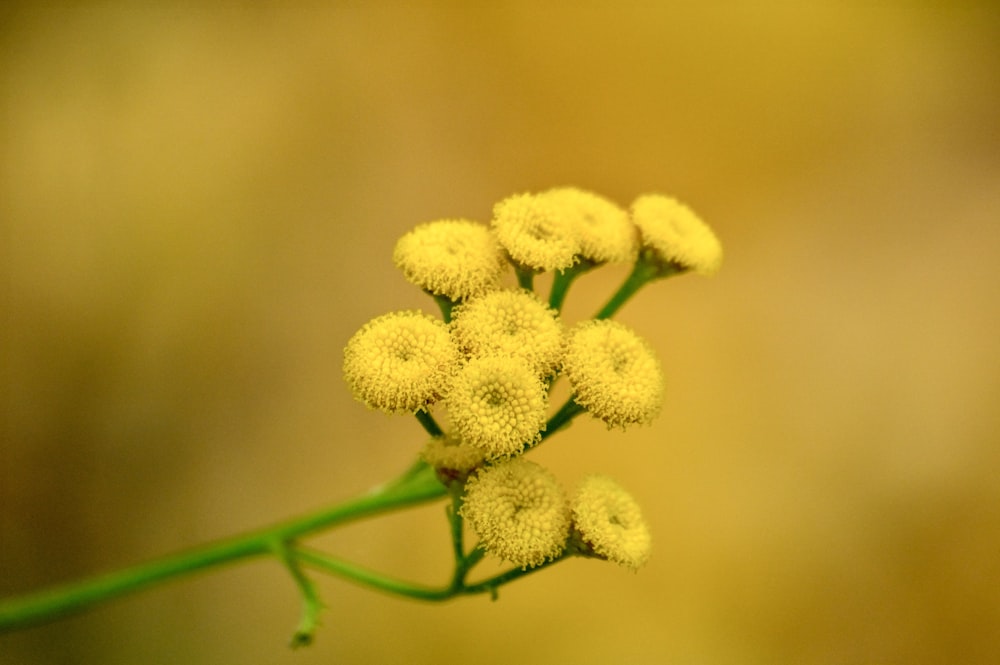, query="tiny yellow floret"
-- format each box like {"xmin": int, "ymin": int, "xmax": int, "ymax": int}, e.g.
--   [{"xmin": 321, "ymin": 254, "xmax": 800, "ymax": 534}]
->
[
  {"xmin": 393, "ymin": 219, "xmax": 507, "ymax": 301},
  {"xmin": 342, "ymin": 311, "xmax": 459, "ymax": 414},
  {"xmin": 450, "ymin": 289, "xmax": 564, "ymax": 377},
  {"xmin": 542, "ymin": 187, "xmax": 638, "ymax": 264},
  {"xmin": 446, "ymin": 355, "xmax": 548, "ymax": 459},
  {"xmin": 492, "ymin": 192, "xmax": 579, "ymax": 271},
  {"xmin": 562, "ymin": 319, "xmax": 664, "ymax": 429},
  {"xmin": 571, "ymin": 475, "xmax": 651, "ymax": 570},
  {"xmin": 461, "ymin": 458, "xmax": 570, "ymax": 569},
  {"xmin": 631, "ymin": 194, "xmax": 722, "ymax": 276}
]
